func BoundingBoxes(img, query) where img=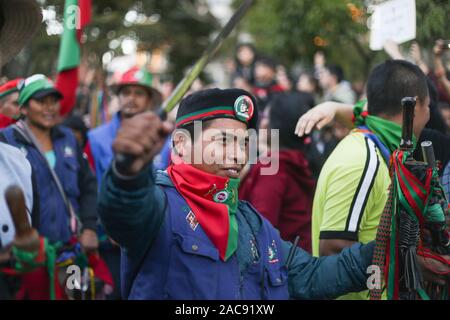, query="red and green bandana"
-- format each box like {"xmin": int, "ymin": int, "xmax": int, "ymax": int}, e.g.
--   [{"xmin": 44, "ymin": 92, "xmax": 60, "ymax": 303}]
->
[{"xmin": 167, "ymin": 162, "xmax": 239, "ymax": 261}]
